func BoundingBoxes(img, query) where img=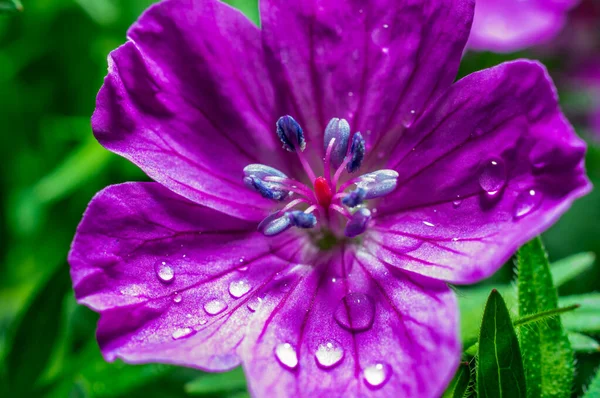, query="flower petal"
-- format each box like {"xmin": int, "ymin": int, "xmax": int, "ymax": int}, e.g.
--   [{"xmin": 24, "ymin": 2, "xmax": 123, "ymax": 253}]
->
[
  {"xmin": 69, "ymin": 182, "xmax": 308, "ymax": 370},
  {"xmin": 93, "ymin": 0, "xmax": 291, "ymax": 221},
  {"xmin": 374, "ymin": 60, "xmax": 591, "ymax": 284},
  {"xmin": 467, "ymin": 0, "xmax": 577, "ymax": 53},
  {"xmin": 240, "ymin": 248, "xmax": 459, "ymax": 397},
  {"xmin": 260, "ymin": 0, "xmax": 474, "ymax": 153}
]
